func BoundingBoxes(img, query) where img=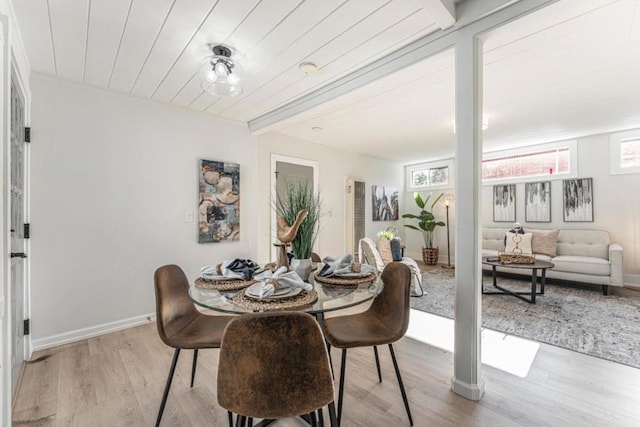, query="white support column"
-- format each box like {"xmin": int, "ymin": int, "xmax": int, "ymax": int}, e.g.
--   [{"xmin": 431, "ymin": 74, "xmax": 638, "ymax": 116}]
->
[{"xmin": 450, "ymin": 30, "xmax": 484, "ymax": 400}]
